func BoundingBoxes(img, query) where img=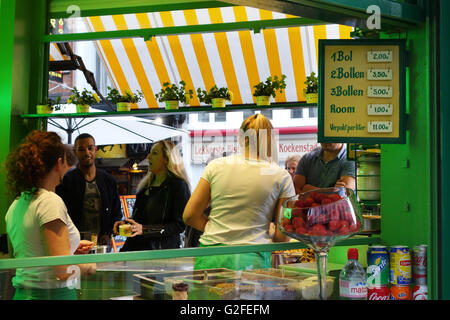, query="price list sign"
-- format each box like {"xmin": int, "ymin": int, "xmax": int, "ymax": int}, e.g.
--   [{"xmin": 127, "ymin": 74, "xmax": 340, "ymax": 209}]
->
[{"xmin": 318, "ymin": 39, "xmax": 406, "ymax": 143}]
